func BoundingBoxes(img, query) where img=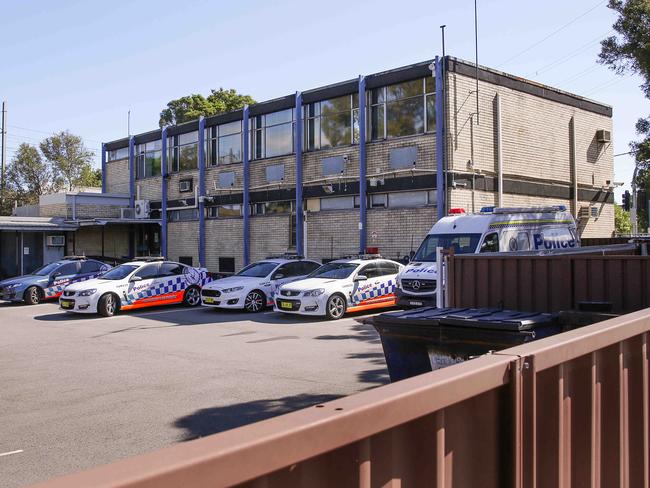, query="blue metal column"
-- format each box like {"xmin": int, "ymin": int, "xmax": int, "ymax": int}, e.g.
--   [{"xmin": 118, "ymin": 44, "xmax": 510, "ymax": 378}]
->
[
  {"xmin": 101, "ymin": 143, "xmax": 106, "ymax": 193},
  {"xmin": 198, "ymin": 117, "xmax": 206, "ymax": 268},
  {"xmin": 128, "ymin": 136, "xmax": 136, "ymax": 258},
  {"xmin": 295, "ymin": 92, "xmax": 304, "ymax": 257},
  {"xmin": 161, "ymin": 127, "xmax": 168, "ymax": 258},
  {"xmin": 242, "ymin": 106, "xmax": 251, "ymax": 266},
  {"xmin": 358, "ymin": 76, "xmax": 367, "ymax": 254},
  {"xmin": 435, "ymin": 56, "xmax": 446, "ymax": 218}
]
